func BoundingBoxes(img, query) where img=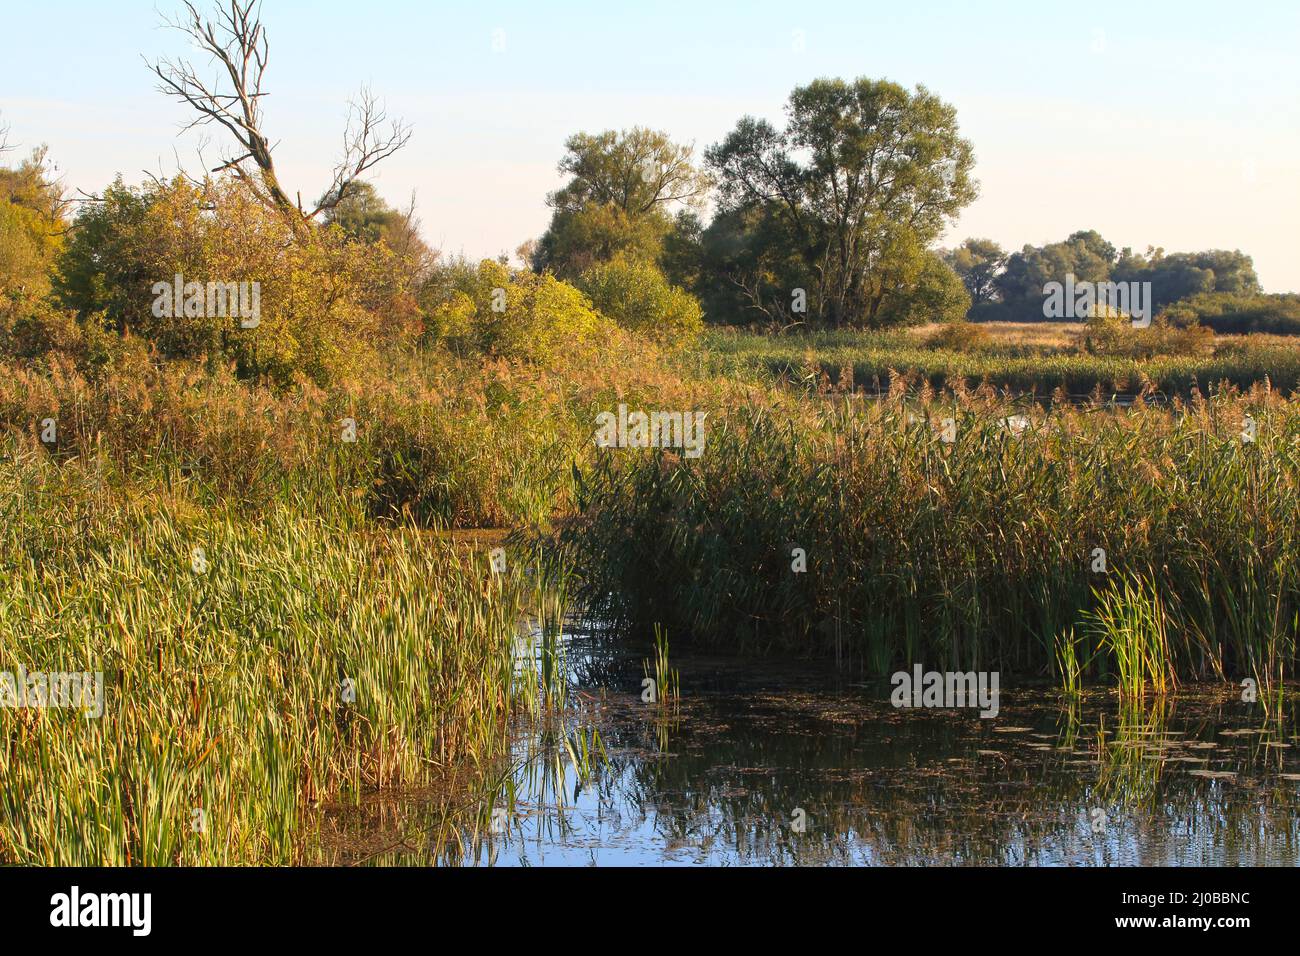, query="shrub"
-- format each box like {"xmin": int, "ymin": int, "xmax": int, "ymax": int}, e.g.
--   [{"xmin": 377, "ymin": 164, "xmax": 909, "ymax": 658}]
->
[
  {"xmin": 425, "ymin": 258, "xmax": 615, "ymax": 364},
  {"xmin": 0, "ymin": 147, "xmax": 65, "ymax": 299},
  {"xmin": 53, "ymin": 176, "xmax": 418, "ymax": 387},
  {"xmin": 0, "ymin": 296, "xmax": 139, "ymax": 376},
  {"xmin": 922, "ymin": 320, "xmax": 991, "ymax": 352},
  {"xmin": 577, "ymin": 256, "xmax": 703, "ymax": 344},
  {"xmin": 873, "ymin": 251, "xmax": 972, "ymax": 327},
  {"xmin": 1074, "ymin": 314, "xmax": 1215, "ymax": 359}
]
